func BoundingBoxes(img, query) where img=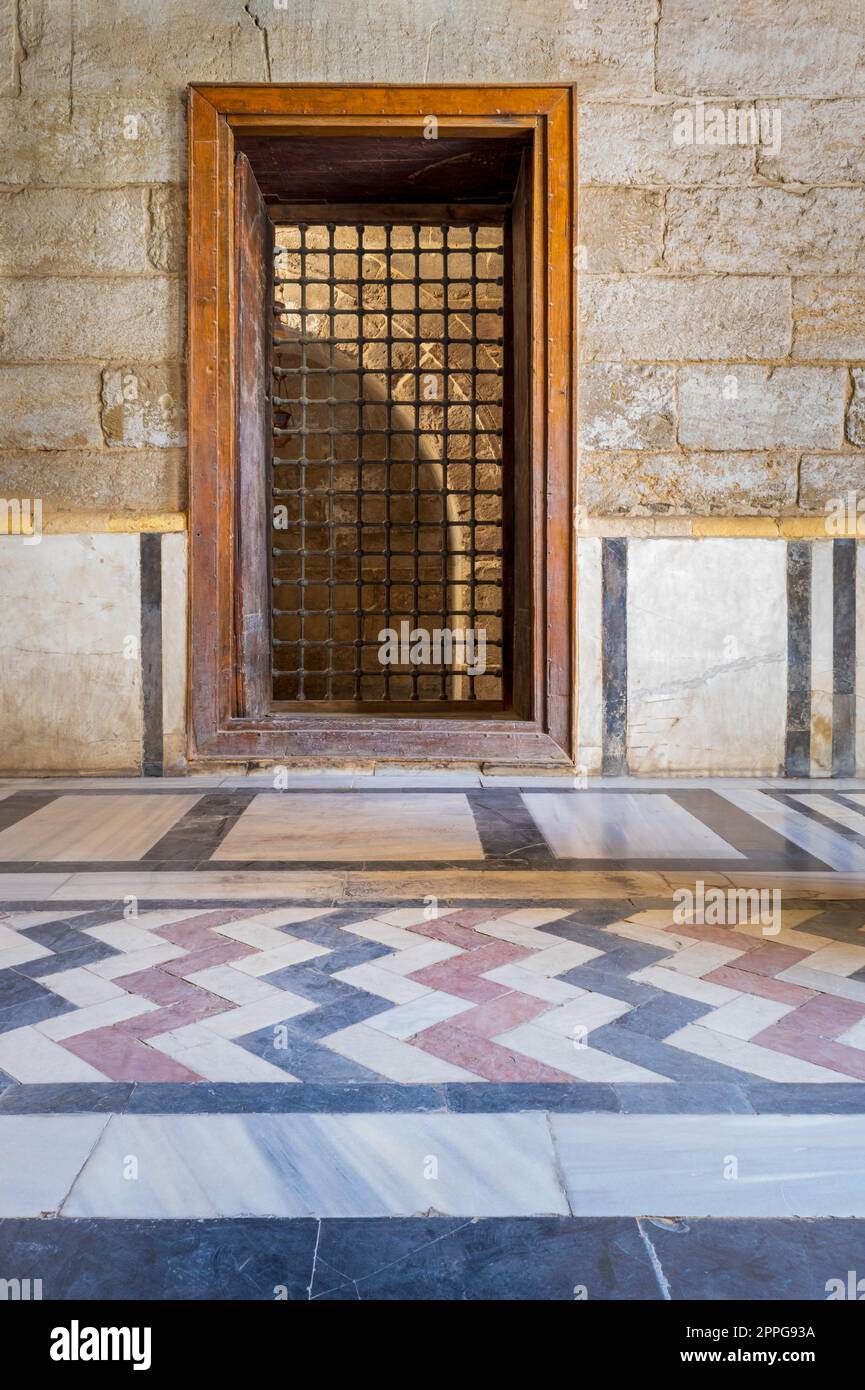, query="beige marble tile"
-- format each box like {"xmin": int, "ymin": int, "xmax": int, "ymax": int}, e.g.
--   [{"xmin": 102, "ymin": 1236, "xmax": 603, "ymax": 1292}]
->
[
  {"xmin": 0, "ymin": 793, "xmax": 200, "ymax": 862},
  {"xmin": 211, "ymin": 792, "xmax": 485, "ymax": 863}
]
